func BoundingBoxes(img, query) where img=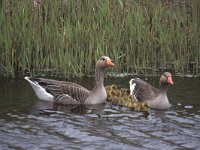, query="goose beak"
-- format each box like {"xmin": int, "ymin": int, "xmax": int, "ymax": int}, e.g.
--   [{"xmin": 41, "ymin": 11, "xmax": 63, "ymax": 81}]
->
[
  {"xmin": 167, "ymin": 76, "xmax": 173, "ymax": 85},
  {"xmin": 106, "ymin": 60, "xmax": 115, "ymax": 67}
]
